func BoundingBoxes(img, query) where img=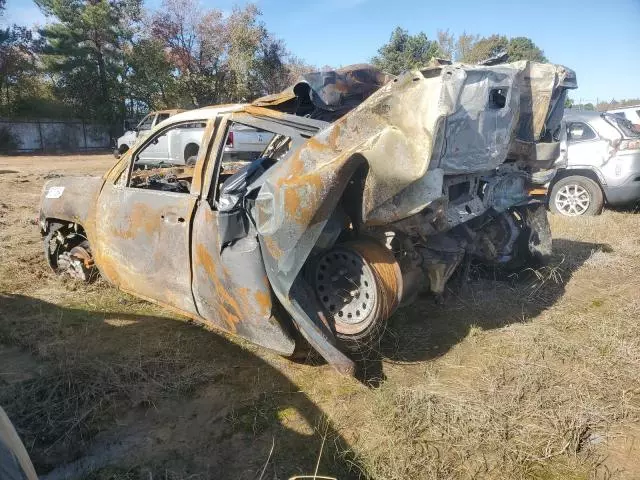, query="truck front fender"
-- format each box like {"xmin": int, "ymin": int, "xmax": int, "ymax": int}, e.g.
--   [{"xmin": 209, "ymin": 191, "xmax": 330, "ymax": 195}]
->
[{"xmin": 39, "ymin": 176, "xmax": 104, "ymax": 231}]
